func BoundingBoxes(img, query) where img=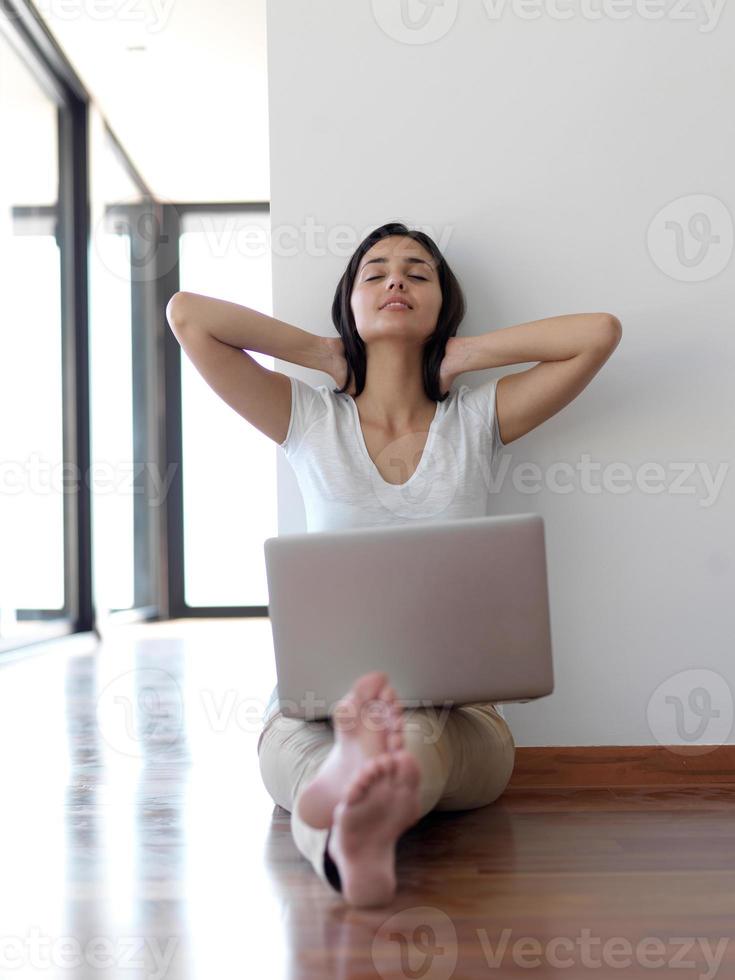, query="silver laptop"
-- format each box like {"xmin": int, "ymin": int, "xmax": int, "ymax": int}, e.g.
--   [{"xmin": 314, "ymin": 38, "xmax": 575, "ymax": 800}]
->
[{"xmin": 263, "ymin": 513, "xmax": 555, "ymax": 720}]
